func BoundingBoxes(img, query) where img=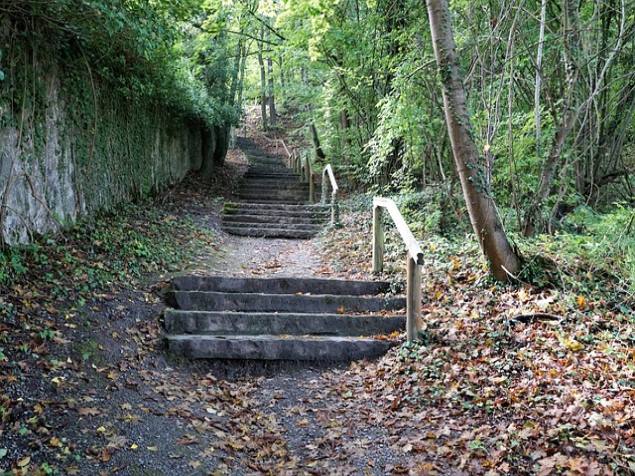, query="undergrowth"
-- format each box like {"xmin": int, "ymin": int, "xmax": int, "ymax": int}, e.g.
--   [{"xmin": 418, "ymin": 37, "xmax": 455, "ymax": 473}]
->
[
  {"xmin": 0, "ymin": 193, "xmax": 216, "ymax": 316},
  {"xmin": 335, "ymin": 192, "xmax": 635, "ymax": 309}
]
